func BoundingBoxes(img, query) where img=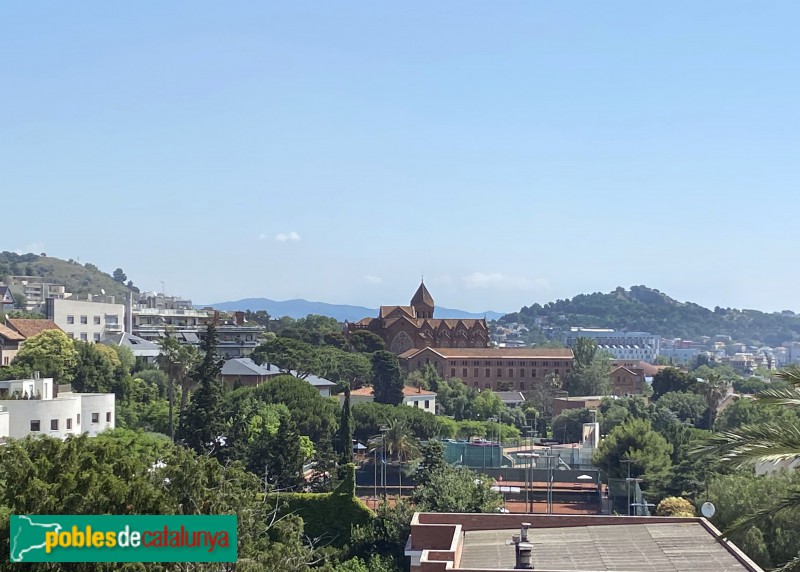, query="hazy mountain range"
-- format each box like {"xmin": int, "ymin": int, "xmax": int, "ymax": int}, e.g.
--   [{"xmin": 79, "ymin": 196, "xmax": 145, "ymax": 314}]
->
[{"xmin": 205, "ymin": 297, "xmax": 505, "ymax": 322}]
